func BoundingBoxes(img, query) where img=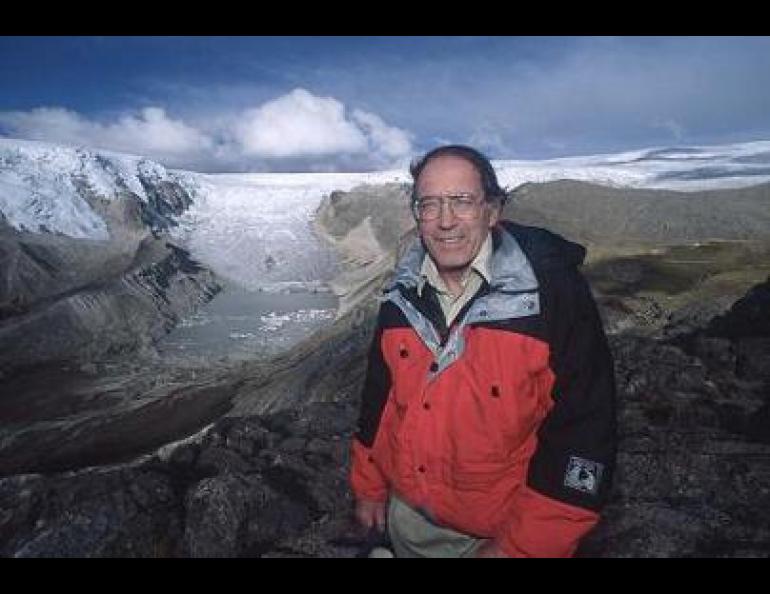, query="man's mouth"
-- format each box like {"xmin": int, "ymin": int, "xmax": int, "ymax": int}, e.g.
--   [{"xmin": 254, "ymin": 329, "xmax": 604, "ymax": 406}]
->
[{"xmin": 435, "ymin": 236, "xmax": 464, "ymax": 244}]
